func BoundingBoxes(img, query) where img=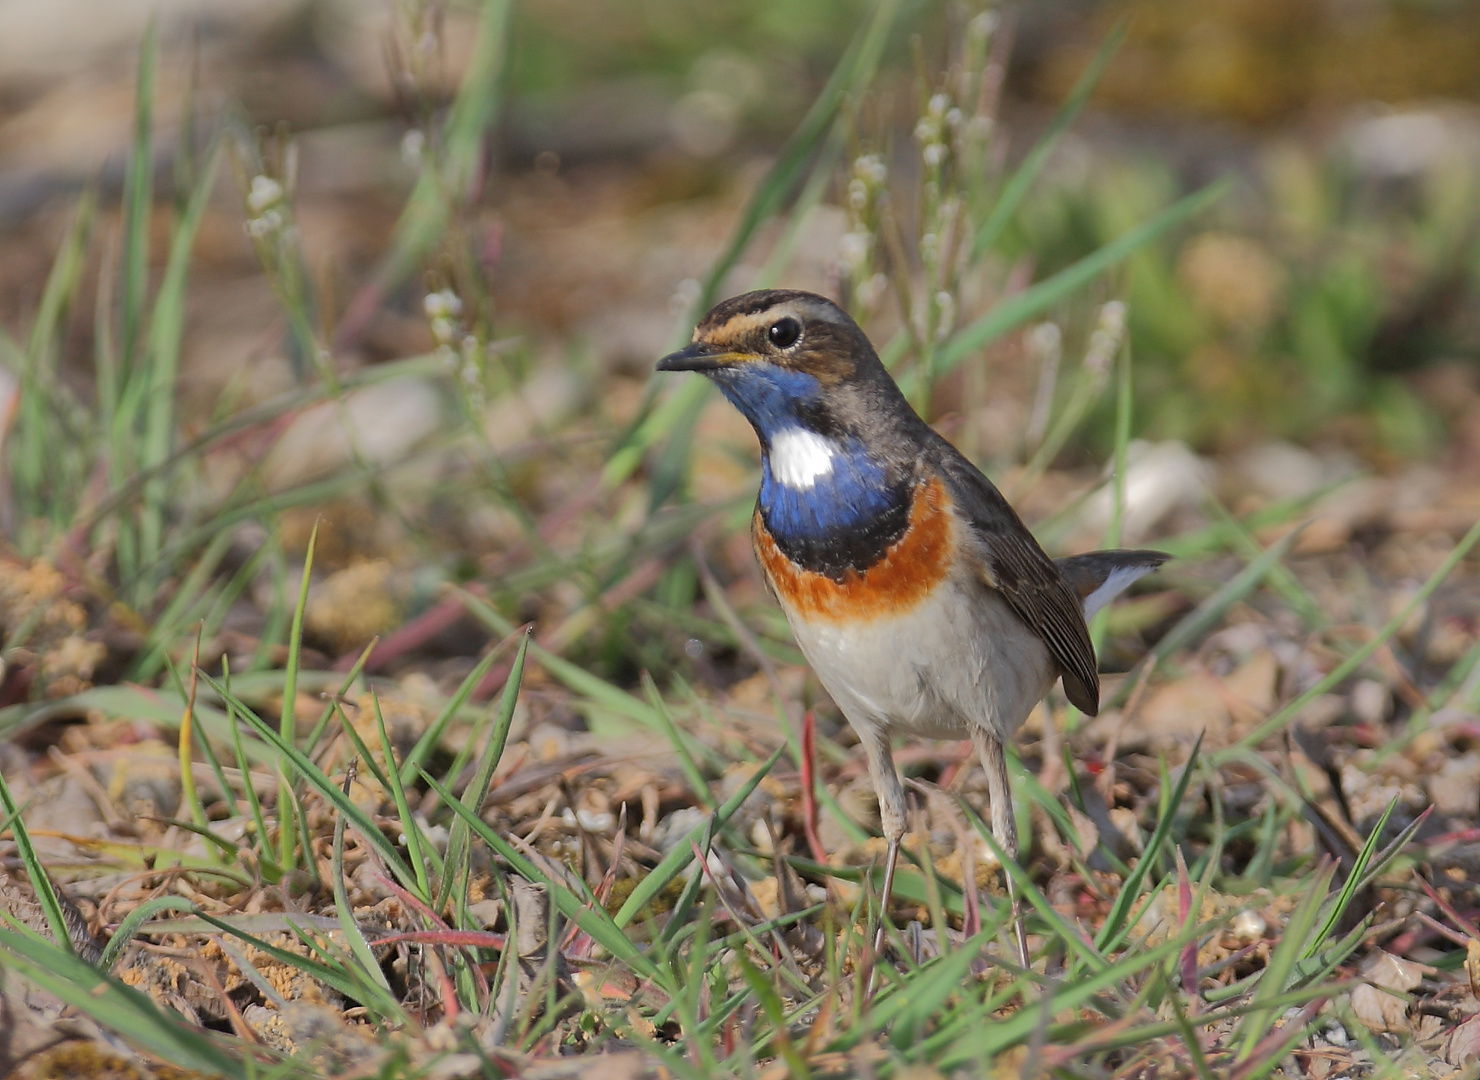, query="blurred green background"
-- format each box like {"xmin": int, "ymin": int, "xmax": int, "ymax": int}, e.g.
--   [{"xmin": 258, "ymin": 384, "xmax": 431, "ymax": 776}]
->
[{"xmin": 4, "ymin": 0, "xmax": 1479, "ymax": 463}]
